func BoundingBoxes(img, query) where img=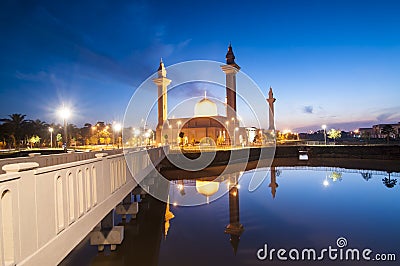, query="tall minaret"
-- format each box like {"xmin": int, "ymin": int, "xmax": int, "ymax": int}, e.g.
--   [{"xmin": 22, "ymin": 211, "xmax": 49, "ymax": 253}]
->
[
  {"xmin": 221, "ymin": 44, "xmax": 240, "ymax": 124},
  {"xmin": 267, "ymin": 87, "xmax": 276, "ymax": 131},
  {"xmin": 153, "ymin": 59, "xmax": 171, "ymax": 144}
]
